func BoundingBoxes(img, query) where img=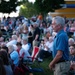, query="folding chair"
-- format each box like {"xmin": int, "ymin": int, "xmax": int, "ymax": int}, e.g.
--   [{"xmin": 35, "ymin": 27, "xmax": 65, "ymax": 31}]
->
[
  {"xmin": 30, "ymin": 46, "xmax": 40, "ymax": 62},
  {"xmin": 22, "ymin": 46, "xmax": 44, "ymax": 74}
]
